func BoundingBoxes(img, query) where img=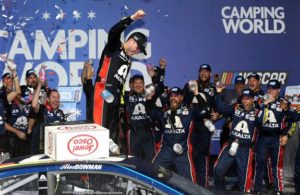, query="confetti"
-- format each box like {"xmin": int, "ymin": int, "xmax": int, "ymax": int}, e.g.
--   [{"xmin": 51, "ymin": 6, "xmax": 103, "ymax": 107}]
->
[
  {"xmin": 54, "ymin": 5, "xmax": 61, "ymax": 10},
  {"xmin": 73, "ymin": 10, "xmax": 81, "ymax": 20},
  {"xmin": 0, "ymin": 53, "xmax": 8, "ymax": 62},
  {"xmin": 56, "ymin": 10, "xmax": 65, "ymax": 20},
  {"xmin": 8, "ymin": 15, "xmax": 13, "ymax": 20},
  {"xmin": 2, "ymin": 14, "xmax": 7, "ymax": 18},
  {"xmin": 20, "ymin": 22, "xmax": 27, "ymax": 27},
  {"xmin": 24, "ymin": 17, "xmax": 33, "ymax": 20},
  {"xmin": 35, "ymin": 9, "xmax": 40, "ymax": 14},
  {"xmin": 57, "ymin": 46, "xmax": 63, "ymax": 53}
]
